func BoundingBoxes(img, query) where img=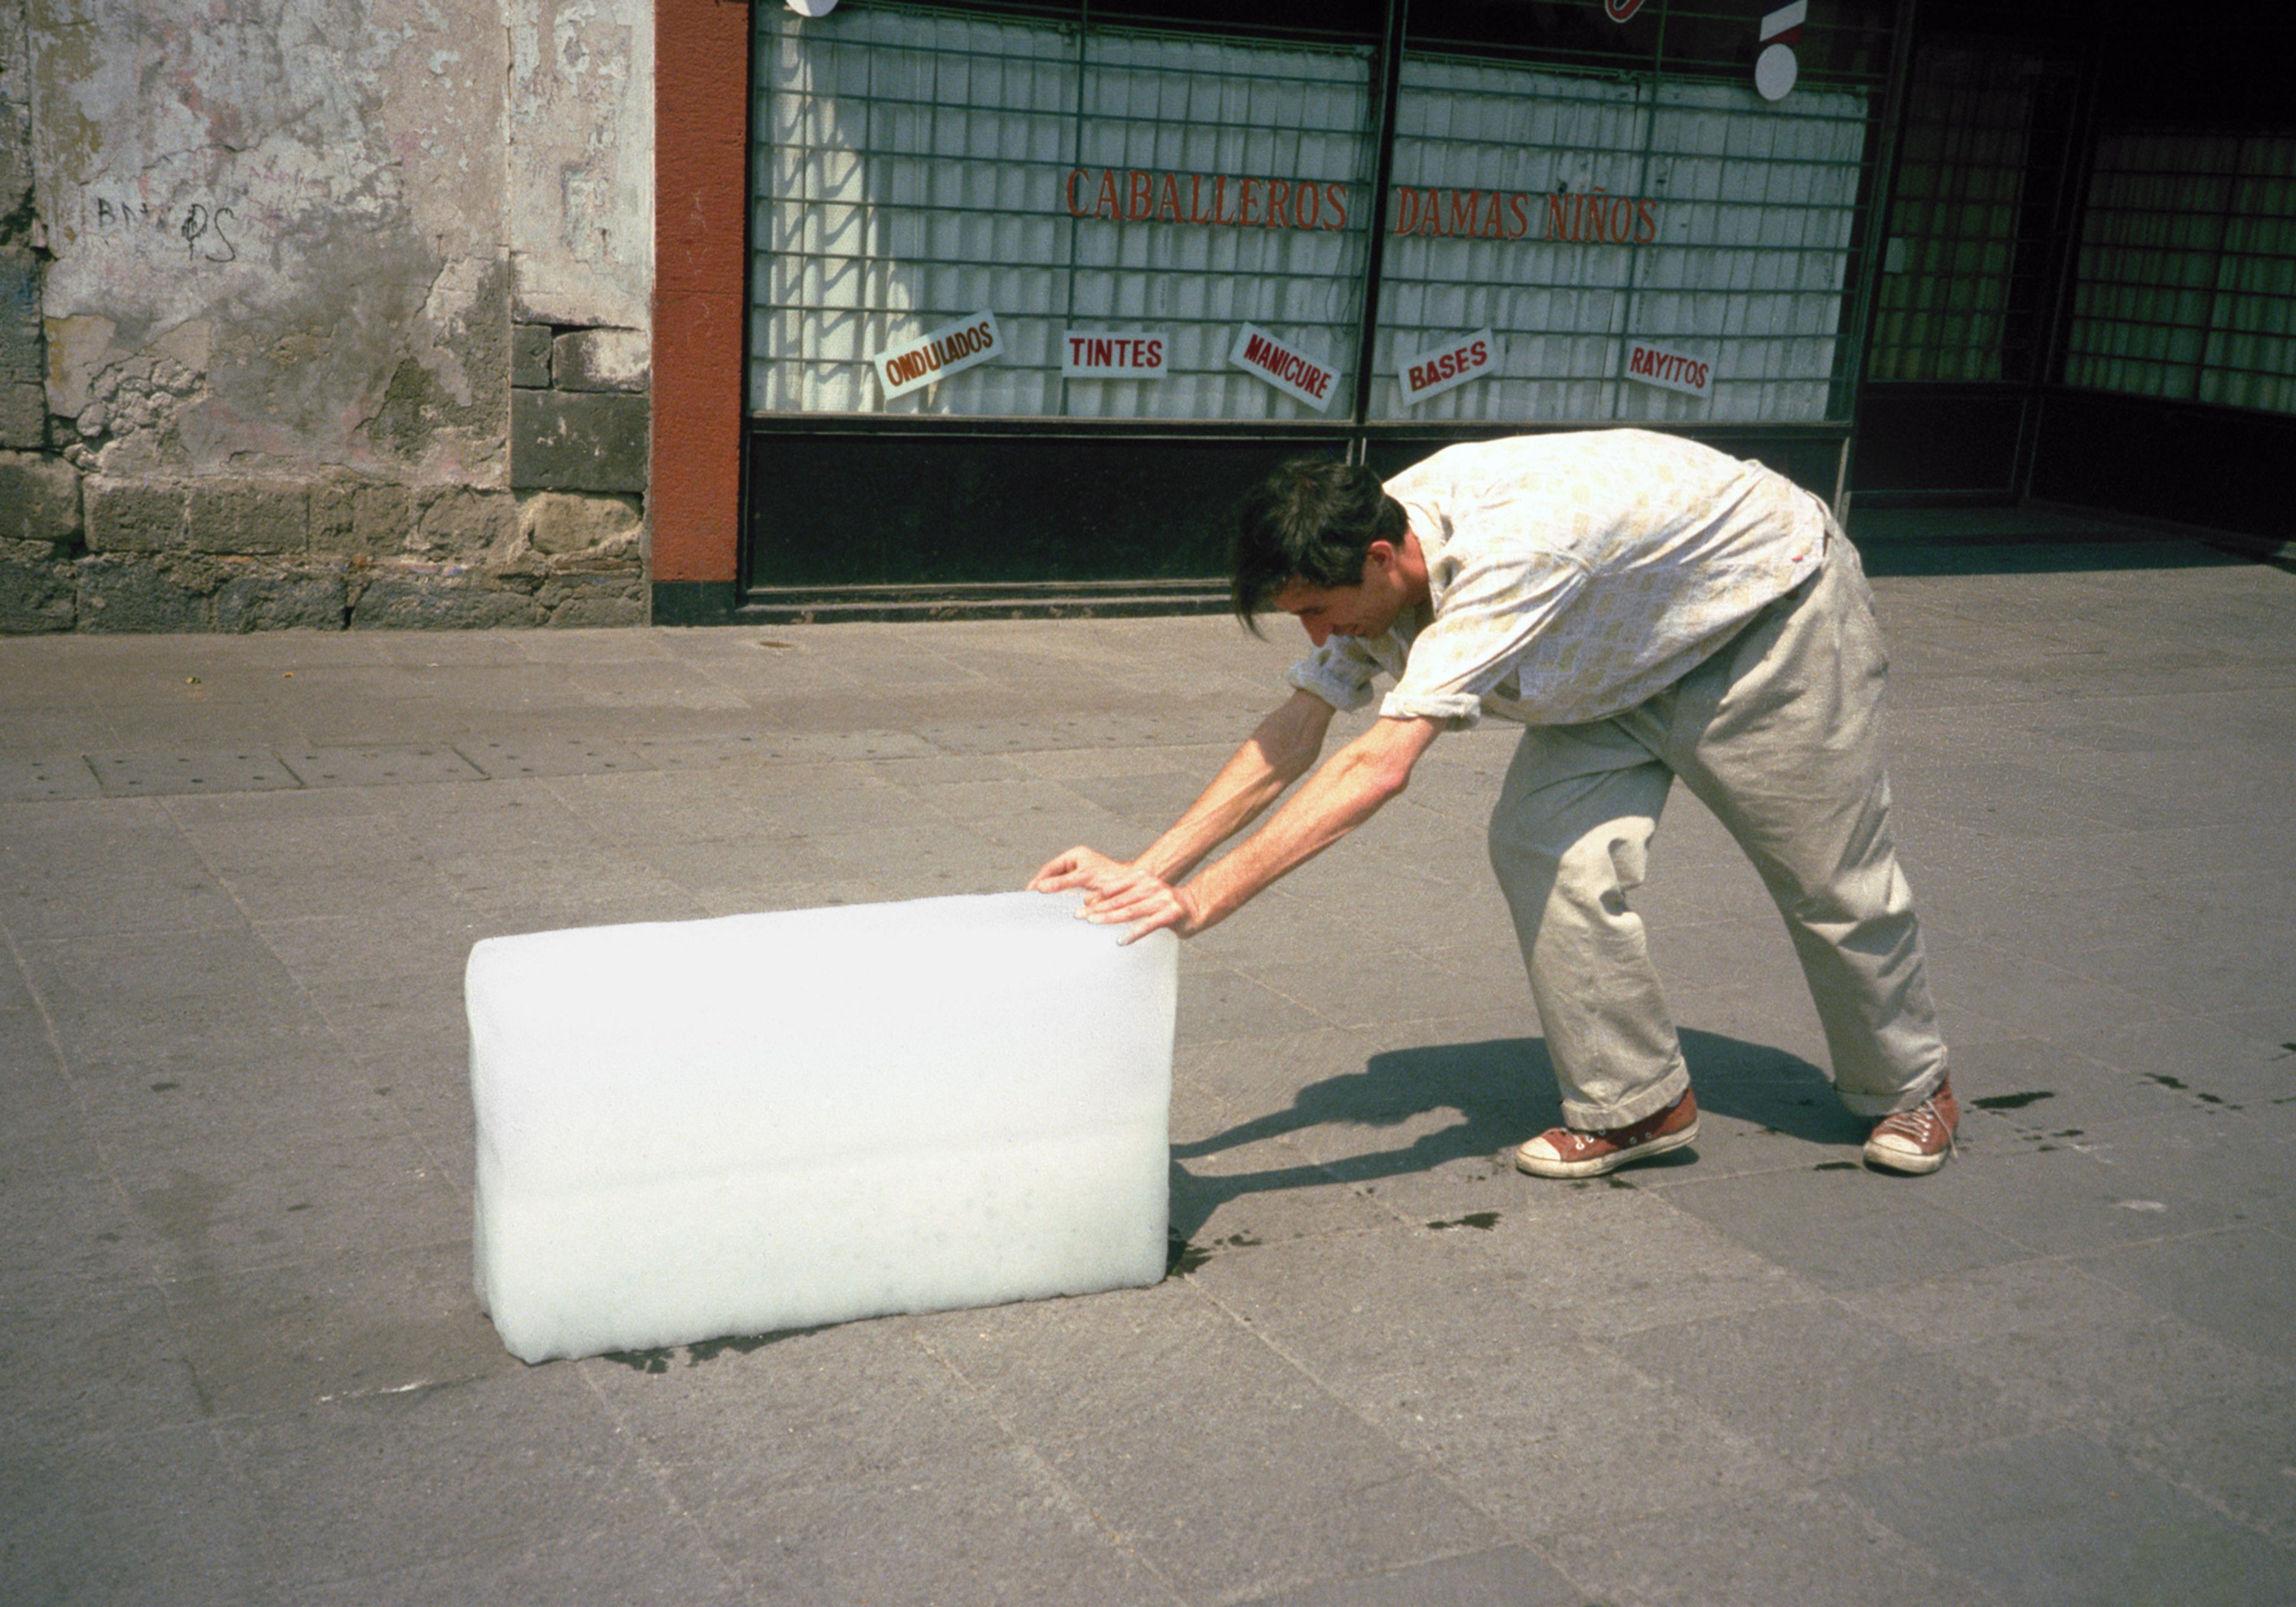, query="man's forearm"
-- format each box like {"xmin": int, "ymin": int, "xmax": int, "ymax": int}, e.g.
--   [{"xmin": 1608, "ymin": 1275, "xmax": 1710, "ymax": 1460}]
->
[
  {"xmin": 1182, "ymin": 716, "xmax": 1442, "ymax": 926},
  {"xmin": 1132, "ymin": 692, "xmax": 1334, "ymax": 883}
]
